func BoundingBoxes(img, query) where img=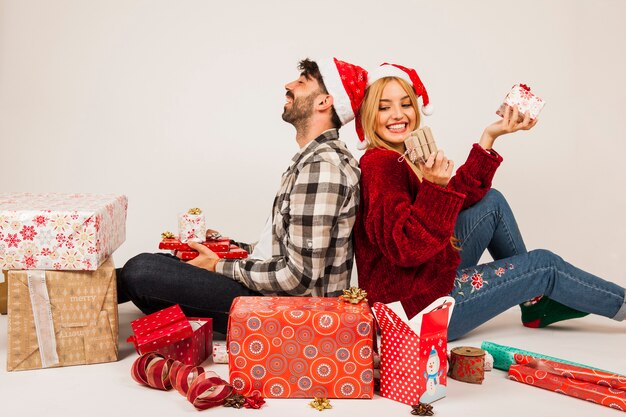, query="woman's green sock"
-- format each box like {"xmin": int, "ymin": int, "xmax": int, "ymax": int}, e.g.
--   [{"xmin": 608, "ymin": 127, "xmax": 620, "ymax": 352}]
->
[{"xmin": 520, "ymin": 296, "xmax": 588, "ymax": 328}]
